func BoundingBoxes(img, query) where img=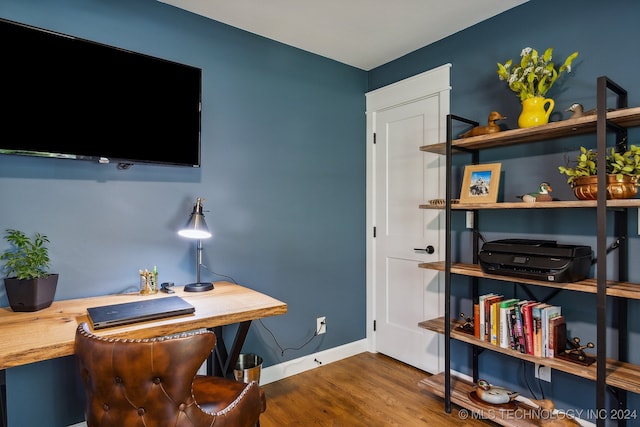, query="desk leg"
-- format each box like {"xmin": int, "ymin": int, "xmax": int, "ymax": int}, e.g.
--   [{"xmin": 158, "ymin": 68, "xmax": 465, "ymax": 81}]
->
[{"xmin": 208, "ymin": 321, "xmax": 251, "ymax": 378}]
